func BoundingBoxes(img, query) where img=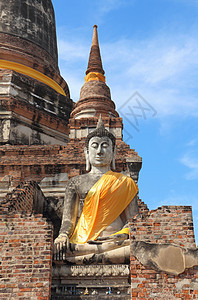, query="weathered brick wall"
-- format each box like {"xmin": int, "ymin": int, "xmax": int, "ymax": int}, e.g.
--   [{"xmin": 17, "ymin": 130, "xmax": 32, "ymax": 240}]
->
[
  {"xmin": 0, "ymin": 181, "xmax": 45, "ymax": 214},
  {"xmin": 131, "ymin": 256, "xmax": 198, "ymax": 299},
  {"xmin": 129, "ymin": 206, "xmax": 198, "ymax": 299},
  {"xmin": 0, "ymin": 182, "xmax": 53, "ymax": 300},
  {"xmin": 137, "ymin": 198, "xmax": 149, "ymax": 217},
  {"xmin": 0, "ymin": 139, "xmax": 140, "ymax": 186},
  {"xmin": 0, "ymin": 214, "xmax": 53, "ymax": 300}
]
